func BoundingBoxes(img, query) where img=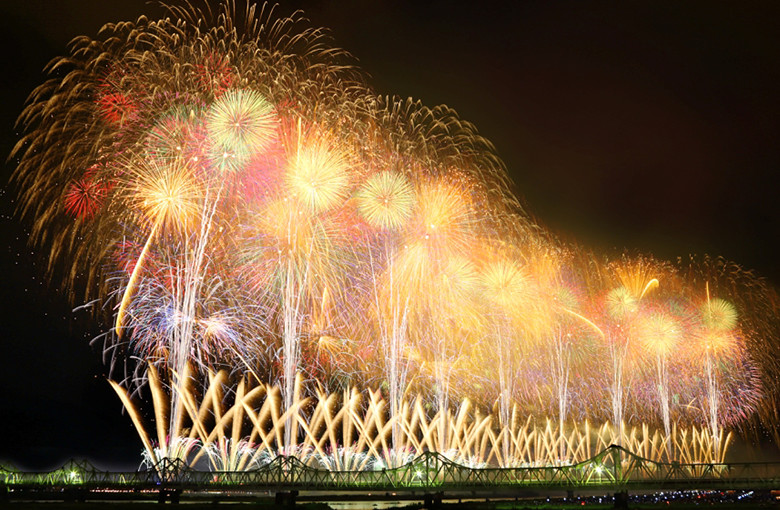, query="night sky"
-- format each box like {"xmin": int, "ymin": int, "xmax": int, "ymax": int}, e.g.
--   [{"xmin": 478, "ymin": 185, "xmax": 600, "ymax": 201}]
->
[{"xmin": 0, "ymin": 1, "xmax": 778, "ymax": 470}]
